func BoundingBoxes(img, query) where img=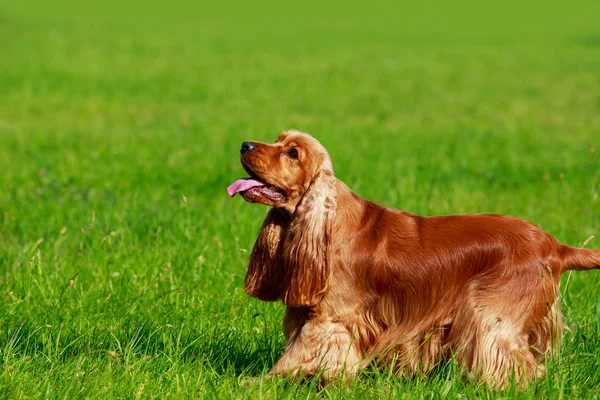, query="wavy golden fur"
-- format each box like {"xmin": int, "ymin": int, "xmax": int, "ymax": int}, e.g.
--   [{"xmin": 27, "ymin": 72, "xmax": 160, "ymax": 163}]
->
[{"xmin": 228, "ymin": 130, "xmax": 600, "ymax": 388}]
